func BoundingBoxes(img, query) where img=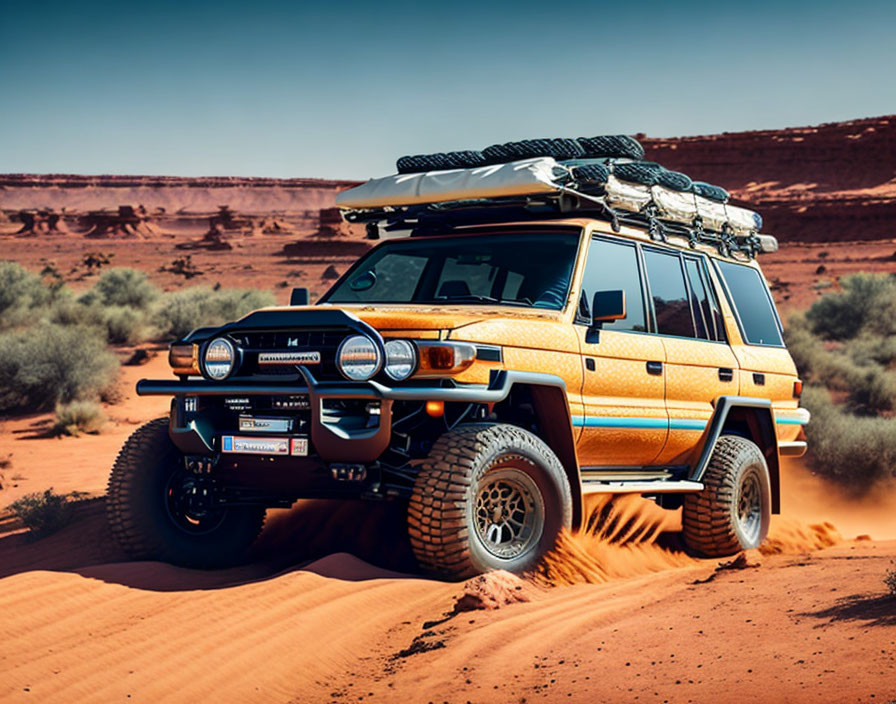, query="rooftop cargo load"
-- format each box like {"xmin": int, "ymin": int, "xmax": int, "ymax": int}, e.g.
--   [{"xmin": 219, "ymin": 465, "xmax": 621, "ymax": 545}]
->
[{"xmin": 336, "ymin": 135, "xmax": 777, "ymax": 258}]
